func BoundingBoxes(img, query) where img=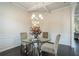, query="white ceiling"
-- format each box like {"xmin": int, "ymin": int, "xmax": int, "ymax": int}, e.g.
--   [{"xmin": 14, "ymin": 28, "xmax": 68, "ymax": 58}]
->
[{"xmin": 11, "ymin": 2, "xmax": 71, "ymax": 13}]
